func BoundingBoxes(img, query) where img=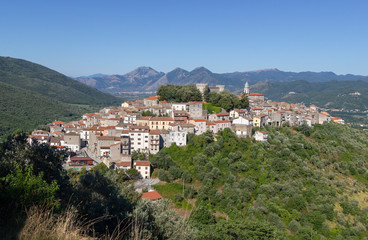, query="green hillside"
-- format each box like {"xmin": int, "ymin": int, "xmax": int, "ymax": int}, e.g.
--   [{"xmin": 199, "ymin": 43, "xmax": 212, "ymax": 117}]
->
[
  {"xmin": 0, "ymin": 82, "xmax": 99, "ymax": 137},
  {"xmin": 151, "ymin": 123, "xmax": 368, "ymax": 239},
  {"xmin": 0, "ymin": 57, "xmax": 121, "ymax": 137},
  {"xmin": 0, "ymin": 57, "xmax": 120, "ymax": 105}
]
